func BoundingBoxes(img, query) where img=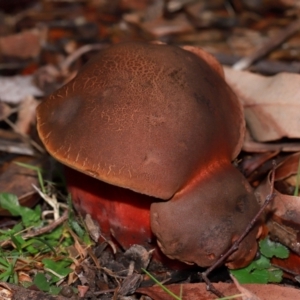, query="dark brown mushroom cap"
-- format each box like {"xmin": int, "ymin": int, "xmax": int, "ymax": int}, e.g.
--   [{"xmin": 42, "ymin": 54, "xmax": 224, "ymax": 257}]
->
[
  {"xmin": 36, "ymin": 42, "xmax": 243, "ymax": 199},
  {"xmin": 150, "ymin": 162, "xmax": 260, "ymax": 268}
]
